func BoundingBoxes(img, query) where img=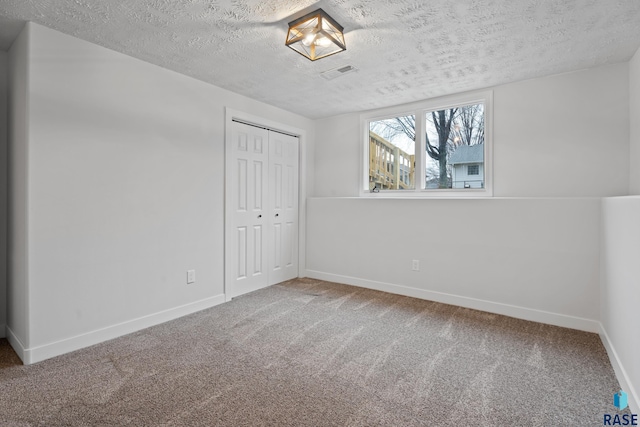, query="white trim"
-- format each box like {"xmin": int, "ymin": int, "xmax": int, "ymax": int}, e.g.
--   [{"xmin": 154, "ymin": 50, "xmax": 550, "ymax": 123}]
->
[
  {"xmin": 600, "ymin": 324, "xmax": 640, "ymax": 414},
  {"xmin": 16, "ymin": 294, "xmax": 225, "ymax": 365},
  {"xmin": 224, "ymin": 108, "xmax": 307, "ymax": 299},
  {"xmin": 360, "ymin": 188, "xmax": 491, "ymax": 198},
  {"xmin": 305, "ymin": 269, "xmax": 600, "ymax": 333},
  {"xmin": 6, "ymin": 325, "xmax": 26, "ymax": 363},
  {"xmin": 360, "ymin": 89, "xmax": 493, "ymax": 198}
]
